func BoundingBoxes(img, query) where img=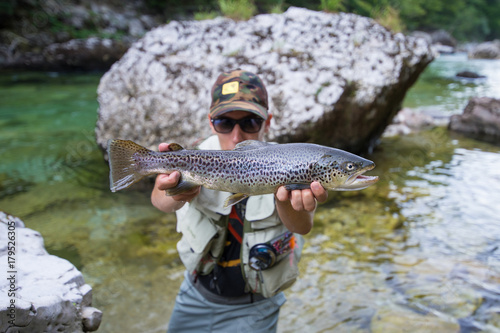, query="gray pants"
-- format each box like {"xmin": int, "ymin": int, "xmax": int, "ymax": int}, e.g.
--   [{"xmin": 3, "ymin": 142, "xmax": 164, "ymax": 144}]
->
[{"xmin": 167, "ymin": 273, "xmax": 286, "ymax": 333}]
